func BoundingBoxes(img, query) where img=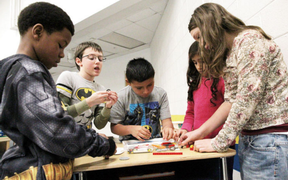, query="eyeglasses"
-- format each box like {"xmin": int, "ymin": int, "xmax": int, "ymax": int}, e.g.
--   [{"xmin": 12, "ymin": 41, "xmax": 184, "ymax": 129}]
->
[{"xmin": 82, "ymin": 54, "xmax": 106, "ymax": 62}]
